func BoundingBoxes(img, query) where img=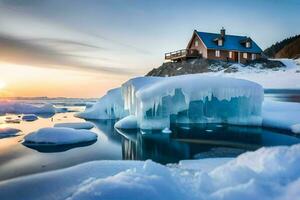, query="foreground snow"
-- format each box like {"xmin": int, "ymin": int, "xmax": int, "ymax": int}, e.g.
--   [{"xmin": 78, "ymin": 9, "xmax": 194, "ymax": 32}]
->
[
  {"xmin": 1, "ymin": 144, "xmax": 300, "ymax": 200},
  {"xmin": 23, "ymin": 127, "xmax": 97, "ymax": 145},
  {"xmin": 0, "ymin": 101, "xmax": 55, "ymax": 115},
  {"xmin": 54, "ymin": 122, "xmax": 94, "ymax": 129}
]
